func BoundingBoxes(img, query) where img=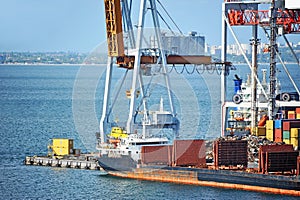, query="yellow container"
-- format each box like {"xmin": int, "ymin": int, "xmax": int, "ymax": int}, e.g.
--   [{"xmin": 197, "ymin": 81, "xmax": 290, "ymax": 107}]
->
[
  {"xmin": 283, "ymin": 138, "xmax": 290, "ymax": 144},
  {"xmin": 290, "ymin": 128, "xmax": 299, "ymax": 138},
  {"xmin": 256, "ymin": 127, "xmax": 266, "ymax": 136},
  {"xmin": 290, "ymin": 137, "xmax": 298, "ymax": 148},
  {"xmin": 52, "ymin": 139, "xmax": 73, "ymax": 156},
  {"xmin": 266, "ymin": 129, "xmax": 273, "ymax": 141},
  {"xmin": 266, "ymin": 120, "xmax": 274, "ymax": 130},
  {"xmin": 297, "ymin": 114, "xmax": 300, "ymax": 119}
]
